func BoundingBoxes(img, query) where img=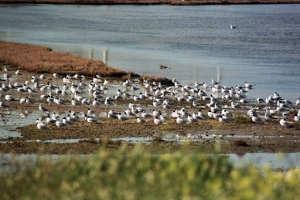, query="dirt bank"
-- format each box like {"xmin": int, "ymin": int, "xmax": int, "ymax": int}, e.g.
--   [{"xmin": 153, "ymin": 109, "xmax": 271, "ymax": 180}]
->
[
  {"xmin": 0, "ymin": 41, "xmax": 129, "ymax": 78},
  {"xmin": 1, "ymin": 0, "xmax": 300, "ymax": 5},
  {"xmin": 0, "ymin": 41, "xmax": 171, "ymax": 84}
]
